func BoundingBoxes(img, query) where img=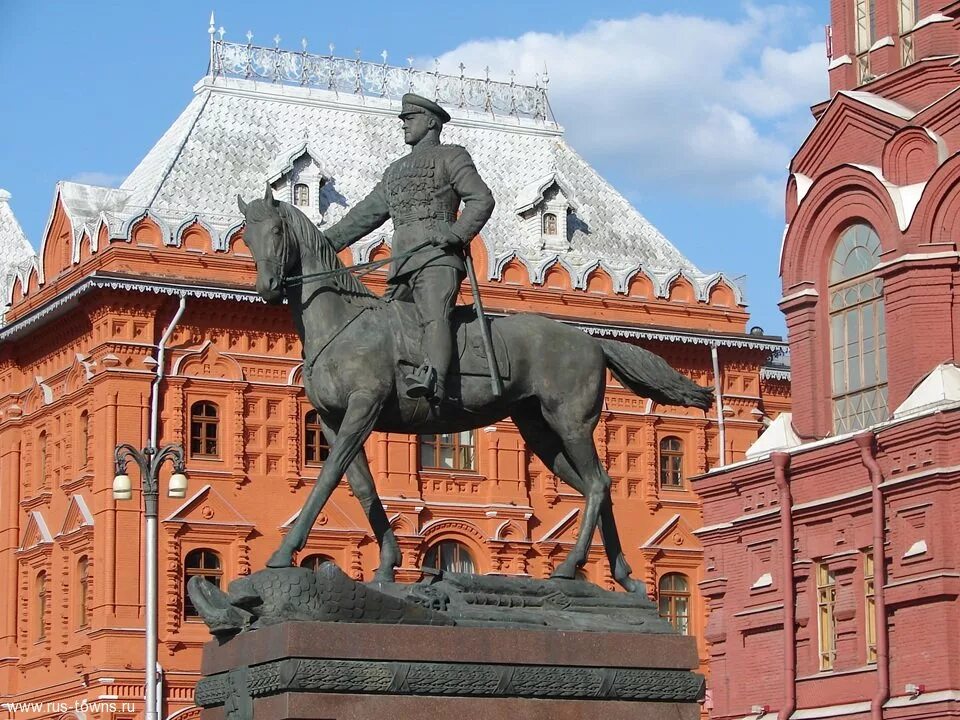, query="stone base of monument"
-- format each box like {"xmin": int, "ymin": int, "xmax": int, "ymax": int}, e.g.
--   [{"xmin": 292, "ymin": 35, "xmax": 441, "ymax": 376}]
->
[
  {"xmin": 196, "ymin": 622, "xmax": 703, "ymax": 720},
  {"xmin": 191, "ymin": 566, "xmax": 704, "ymax": 720}
]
